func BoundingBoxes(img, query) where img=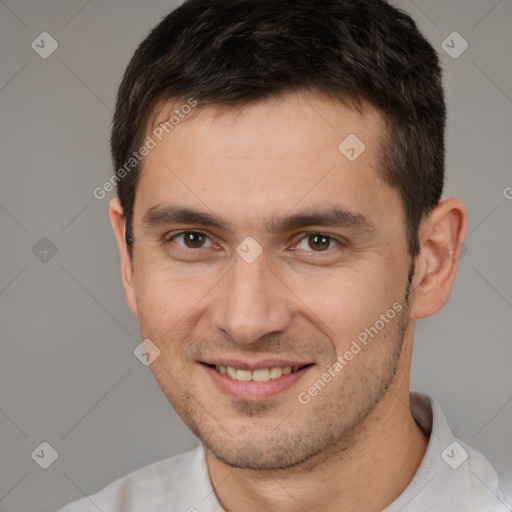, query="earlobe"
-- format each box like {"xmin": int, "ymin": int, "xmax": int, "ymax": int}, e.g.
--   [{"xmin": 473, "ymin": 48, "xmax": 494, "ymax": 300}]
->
[
  {"xmin": 109, "ymin": 198, "xmax": 139, "ymax": 318},
  {"xmin": 410, "ymin": 198, "xmax": 467, "ymax": 320}
]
